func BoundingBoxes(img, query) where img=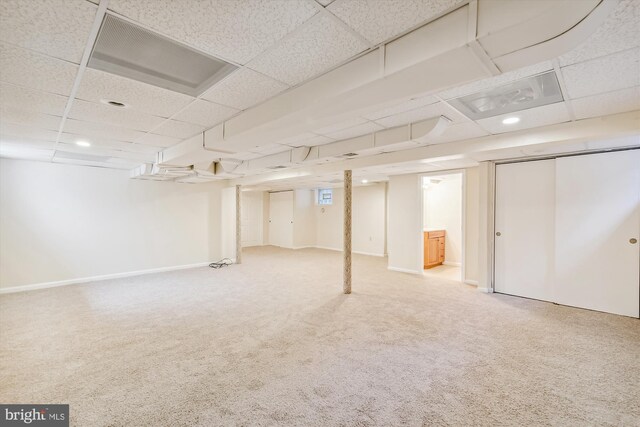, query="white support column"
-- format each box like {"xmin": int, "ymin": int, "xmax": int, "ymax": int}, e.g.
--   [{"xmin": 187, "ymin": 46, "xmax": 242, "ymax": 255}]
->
[
  {"xmin": 344, "ymin": 170, "xmax": 352, "ymax": 294},
  {"xmin": 478, "ymin": 161, "xmax": 495, "ymax": 292},
  {"xmin": 235, "ymin": 185, "xmax": 242, "ymax": 264}
]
